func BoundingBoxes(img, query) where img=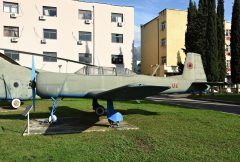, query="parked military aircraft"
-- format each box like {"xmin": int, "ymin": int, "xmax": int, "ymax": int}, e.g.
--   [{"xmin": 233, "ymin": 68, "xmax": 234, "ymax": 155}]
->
[
  {"xmin": 0, "ymin": 53, "xmax": 32, "ymax": 108},
  {"xmin": 0, "ymin": 49, "xmax": 92, "ymax": 109},
  {"xmin": 0, "ymin": 50, "xmax": 212, "ymax": 125}
]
